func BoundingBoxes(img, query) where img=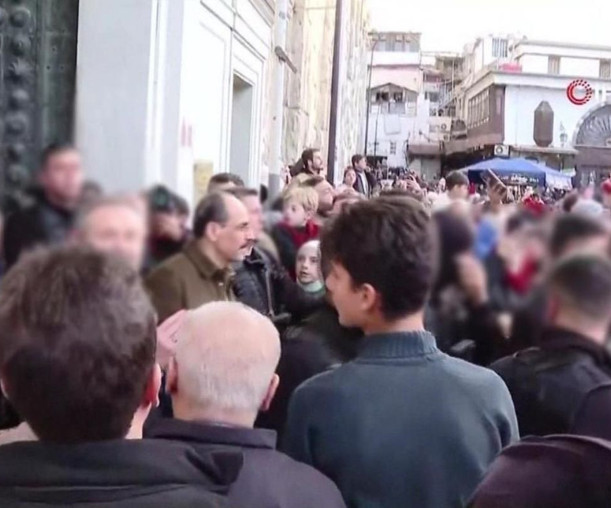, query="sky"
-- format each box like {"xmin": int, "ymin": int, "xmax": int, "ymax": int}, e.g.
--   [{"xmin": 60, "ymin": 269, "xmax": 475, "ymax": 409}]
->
[{"xmin": 370, "ymin": 0, "xmax": 611, "ymax": 52}]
